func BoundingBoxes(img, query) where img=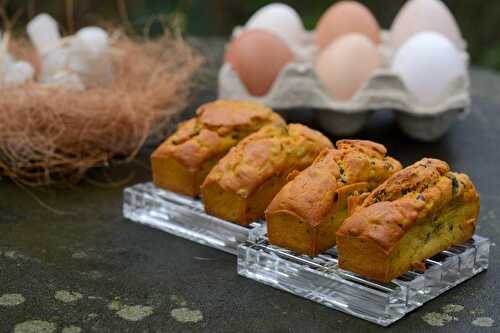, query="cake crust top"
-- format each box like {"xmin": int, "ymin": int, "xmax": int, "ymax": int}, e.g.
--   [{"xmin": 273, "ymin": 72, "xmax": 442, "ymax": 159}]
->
[
  {"xmin": 202, "ymin": 124, "xmax": 333, "ymax": 198},
  {"xmin": 266, "ymin": 140, "xmax": 402, "ymax": 226},
  {"xmin": 337, "ymin": 158, "xmax": 479, "ymax": 253},
  {"xmin": 152, "ymin": 100, "xmax": 284, "ymax": 171}
]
